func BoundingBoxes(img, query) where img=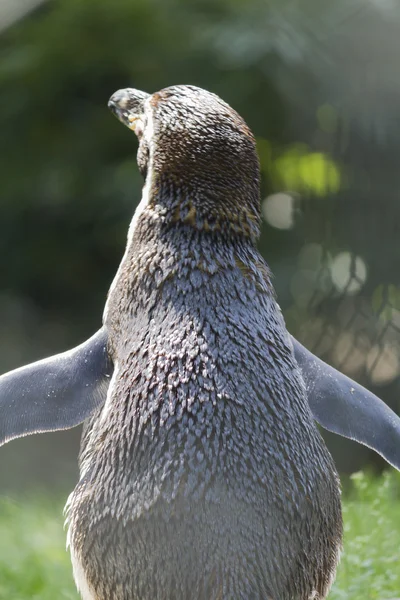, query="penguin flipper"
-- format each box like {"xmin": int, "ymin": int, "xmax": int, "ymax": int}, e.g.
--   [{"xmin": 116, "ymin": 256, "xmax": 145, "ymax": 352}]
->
[
  {"xmin": 291, "ymin": 335, "xmax": 400, "ymax": 471},
  {"xmin": 0, "ymin": 328, "xmax": 112, "ymax": 447}
]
